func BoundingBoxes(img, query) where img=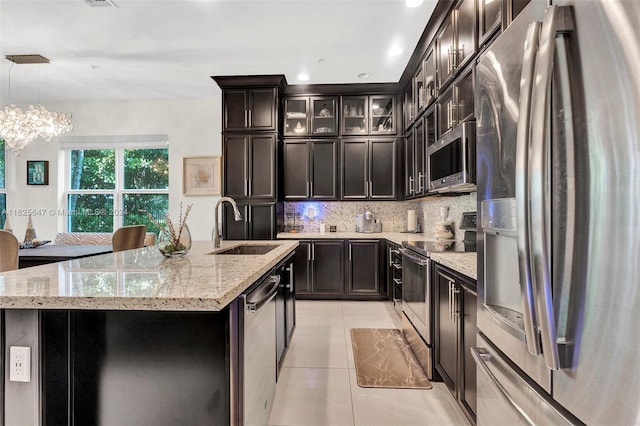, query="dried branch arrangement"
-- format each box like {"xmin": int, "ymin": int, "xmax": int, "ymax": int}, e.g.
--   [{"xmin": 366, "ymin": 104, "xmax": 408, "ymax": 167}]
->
[{"xmin": 142, "ymin": 203, "xmax": 193, "ymax": 253}]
